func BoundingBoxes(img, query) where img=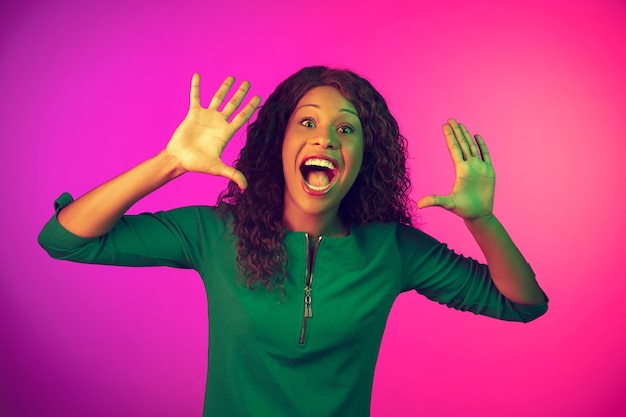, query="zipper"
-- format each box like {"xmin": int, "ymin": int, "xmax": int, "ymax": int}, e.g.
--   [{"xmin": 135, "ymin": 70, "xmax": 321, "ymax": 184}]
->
[{"xmin": 299, "ymin": 233, "xmax": 322, "ymax": 344}]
